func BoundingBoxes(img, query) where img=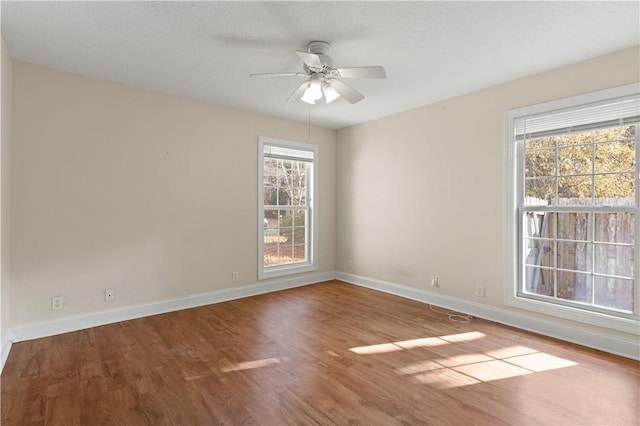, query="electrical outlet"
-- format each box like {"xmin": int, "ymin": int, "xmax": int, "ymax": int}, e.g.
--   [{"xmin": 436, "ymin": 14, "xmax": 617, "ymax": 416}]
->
[
  {"xmin": 232, "ymin": 272, "xmax": 239, "ymax": 282},
  {"xmin": 431, "ymin": 276, "xmax": 439, "ymax": 287},
  {"xmin": 475, "ymin": 284, "xmax": 485, "ymax": 297},
  {"xmin": 347, "ymin": 260, "xmax": 353, "ymax": 270},
  {"xmin": 105, "ymin": 288, "xmax": 115, "ymax": 302},
  {"xmin": 51, "ymin": 296, "xmax": 63, "ymax": 310}
]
